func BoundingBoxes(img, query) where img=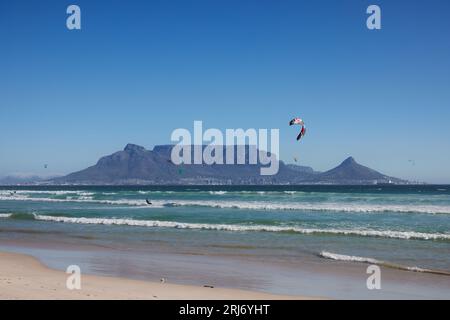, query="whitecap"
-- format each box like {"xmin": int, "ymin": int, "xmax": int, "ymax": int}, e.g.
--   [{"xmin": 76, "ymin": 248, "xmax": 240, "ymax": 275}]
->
[
  {"xmin": 31, "ymin": 215, "xmax": 450, "ymax": 241},
  {"xmin": 319, "ymin": 251, "xmax": 450, "ymax": 275},
  {"xmin": 2, "ymin": 196, "xmax": 450, "ymax": 214}
]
